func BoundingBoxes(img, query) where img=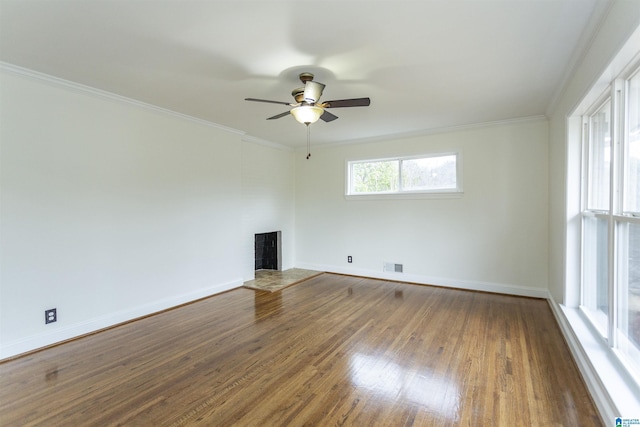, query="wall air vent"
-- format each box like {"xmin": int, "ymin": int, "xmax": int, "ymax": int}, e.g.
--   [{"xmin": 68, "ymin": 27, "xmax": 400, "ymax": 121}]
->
[{"xmin": 383, "ymin": 262, "xmax": 403, "ymax": 273}]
